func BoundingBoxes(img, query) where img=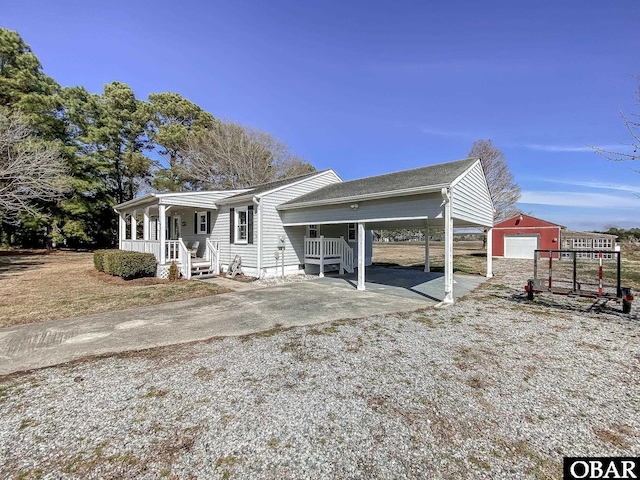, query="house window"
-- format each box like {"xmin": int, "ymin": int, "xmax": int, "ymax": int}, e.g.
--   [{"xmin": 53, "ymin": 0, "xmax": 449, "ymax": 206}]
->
[
  {"xmin": 235, "ymin": 207, "xmax": 248, "ymax": 243},
  {"xmin": 573, "ymin": 238, "xmax": 587, "ymax": 249},
  {"xmin": 308, "ymin": 224, "xmax": 319, "ymax": 238},
  {"xmin": 348, "ymin": 223, "xmax": 357, "ymax": 242},
  {"xmin": 594, "ymin": 238, "xmax": 612, "ymax": 249},
  {"xmin": 198, "ymin": 212, "xmax": 208, "ymax": 233}
]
